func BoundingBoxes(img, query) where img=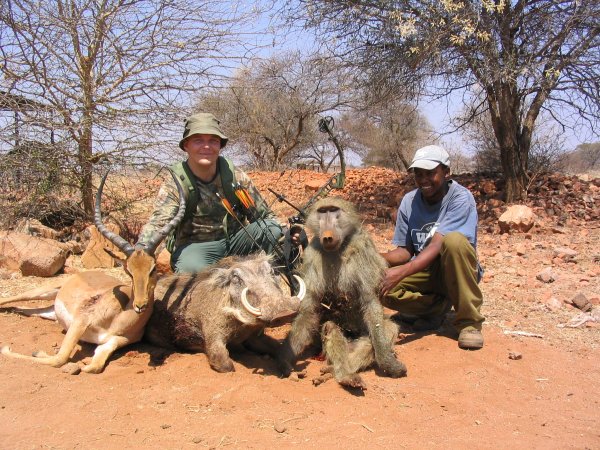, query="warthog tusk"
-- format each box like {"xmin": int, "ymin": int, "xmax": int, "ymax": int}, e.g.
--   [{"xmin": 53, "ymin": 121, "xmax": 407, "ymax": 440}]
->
[
  {"xmin": 293, "ymin": 275, "xmax": 306, "ymax": 301},
  {"xmin": 240, "ymin": 287, "xmax": 261, "ymax": 316}
]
